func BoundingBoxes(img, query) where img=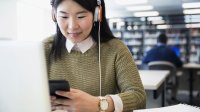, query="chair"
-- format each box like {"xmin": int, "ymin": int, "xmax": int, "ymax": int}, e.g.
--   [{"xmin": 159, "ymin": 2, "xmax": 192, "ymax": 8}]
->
[
  {"xmin": 148, "ymin": 61, "xmax": 178, "ymax": 101},
  {"xmin": 148, "ymin": 61, "xmax": 176, "ymax": 78}
]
